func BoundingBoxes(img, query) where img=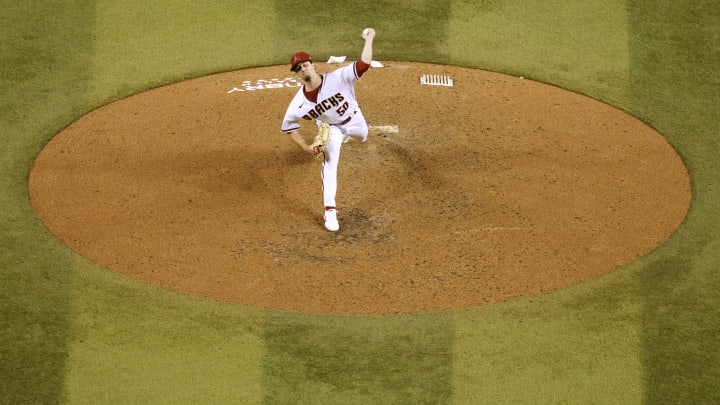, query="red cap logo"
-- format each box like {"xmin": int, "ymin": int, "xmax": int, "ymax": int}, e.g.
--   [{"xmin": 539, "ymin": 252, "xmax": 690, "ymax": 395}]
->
[{"xmin": 290, "ymin": 52, "xmax": 313, "ymax": 71}]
